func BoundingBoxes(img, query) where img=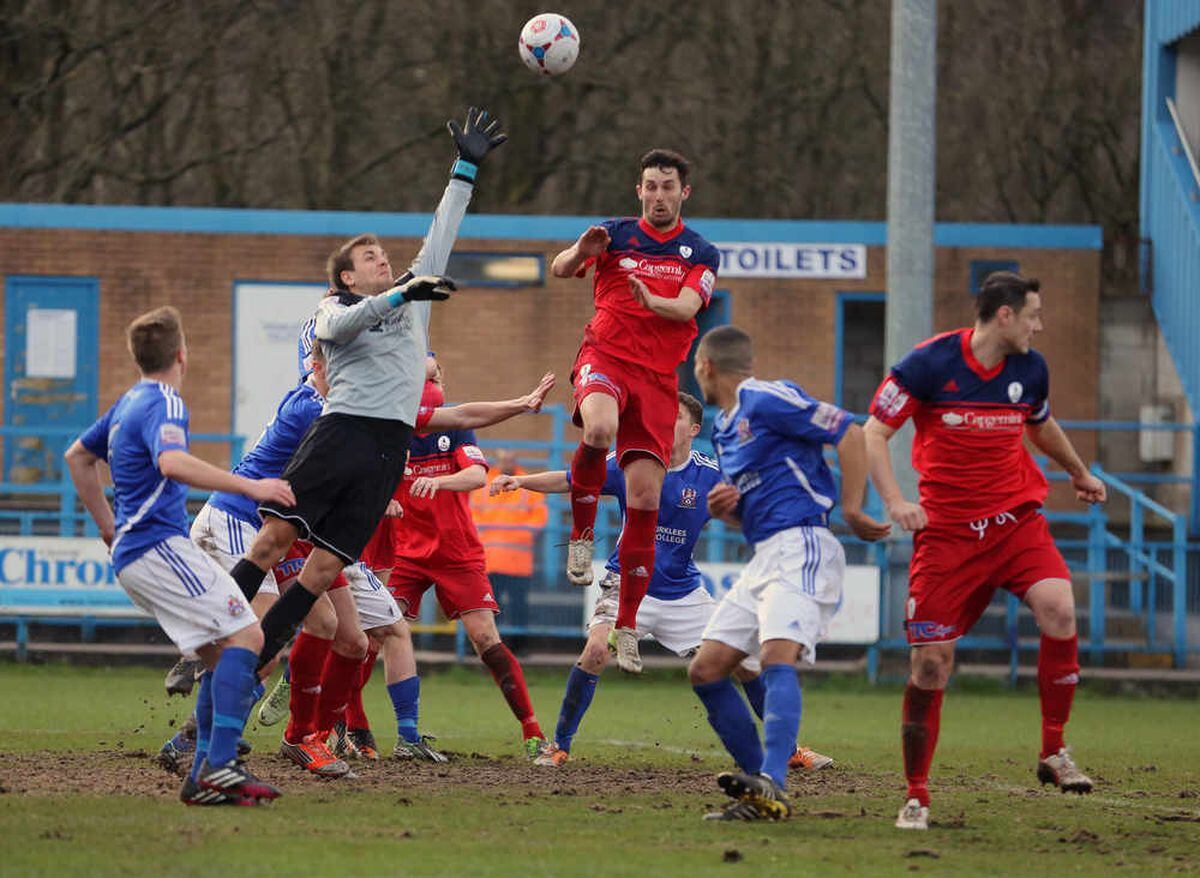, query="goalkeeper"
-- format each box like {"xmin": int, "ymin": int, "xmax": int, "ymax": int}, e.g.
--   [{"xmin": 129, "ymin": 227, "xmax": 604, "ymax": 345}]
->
[{"xmin": 225, "ymin": 108, "xmax": 507, "ymax": 669}]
